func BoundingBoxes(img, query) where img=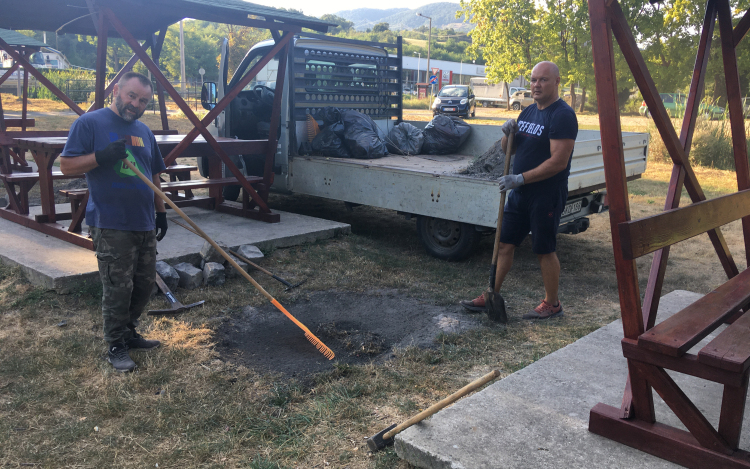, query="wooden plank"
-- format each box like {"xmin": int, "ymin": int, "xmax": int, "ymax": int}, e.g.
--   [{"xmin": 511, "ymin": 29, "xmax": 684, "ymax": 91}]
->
[
  {"xmin": 718, "ymin": 0, "xmax": 750, "ymax": 268},
  {"xmin": 699, "ymin": 311, "xmax": 750, "ymax": 373},
  {"xmin": 589, "ymin": 403, "xmax": 750, "ymax": 469},
  {"xmin": 160, "ymin": 176, "xmax": 262, "ymax": 191},
  {"xmin": 631, "ymin": 362, "xmax": 731, "ymax": 454},
  {"xmin": 2, "ymin": 171, "xmax": 83, "ymax": 182},
  {"xmin": 733, "ymin": 8, "xmax": 750, "ymax": 46},
  {"xmin": 93, "ymin": 11, "xmax": 108, "ymax": 111},
  {"xmin": 619, "ymin": 189, "xmax": 750, "ymax": 260},
  {"xmin": 719, "ymin": 373, "xmax": 749, "ymax": 449},
  {"xmin": 2, "ymin": 119, "xmax": 35, "ymax": 128},
  {"xmin": 622, "ymin": 338, "xmax": 745, "ymax": 387},
  {"xmin": 638, "ymin": 268, "xmax": 750, "ymax": 356}
]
